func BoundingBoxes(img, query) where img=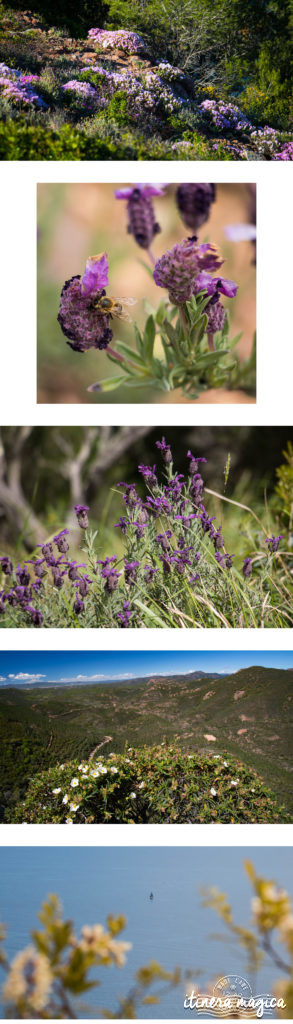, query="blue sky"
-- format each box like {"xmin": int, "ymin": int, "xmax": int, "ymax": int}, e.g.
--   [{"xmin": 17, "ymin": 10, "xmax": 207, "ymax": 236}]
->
[{"xmin": 0, "ymin": 650, "xmax": 292, "ymax": 684}]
